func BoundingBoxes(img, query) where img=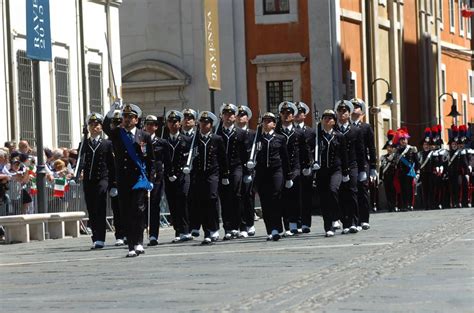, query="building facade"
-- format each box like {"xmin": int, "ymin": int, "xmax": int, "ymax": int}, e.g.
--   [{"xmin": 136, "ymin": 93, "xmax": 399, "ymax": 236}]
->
[
  {"xmin": 119, "ymin": 0, "xmax": 247, "ymax": 116},
  {"xmin": 0, "ymin": 0, "xmax": 122, "ymax": 149}
]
